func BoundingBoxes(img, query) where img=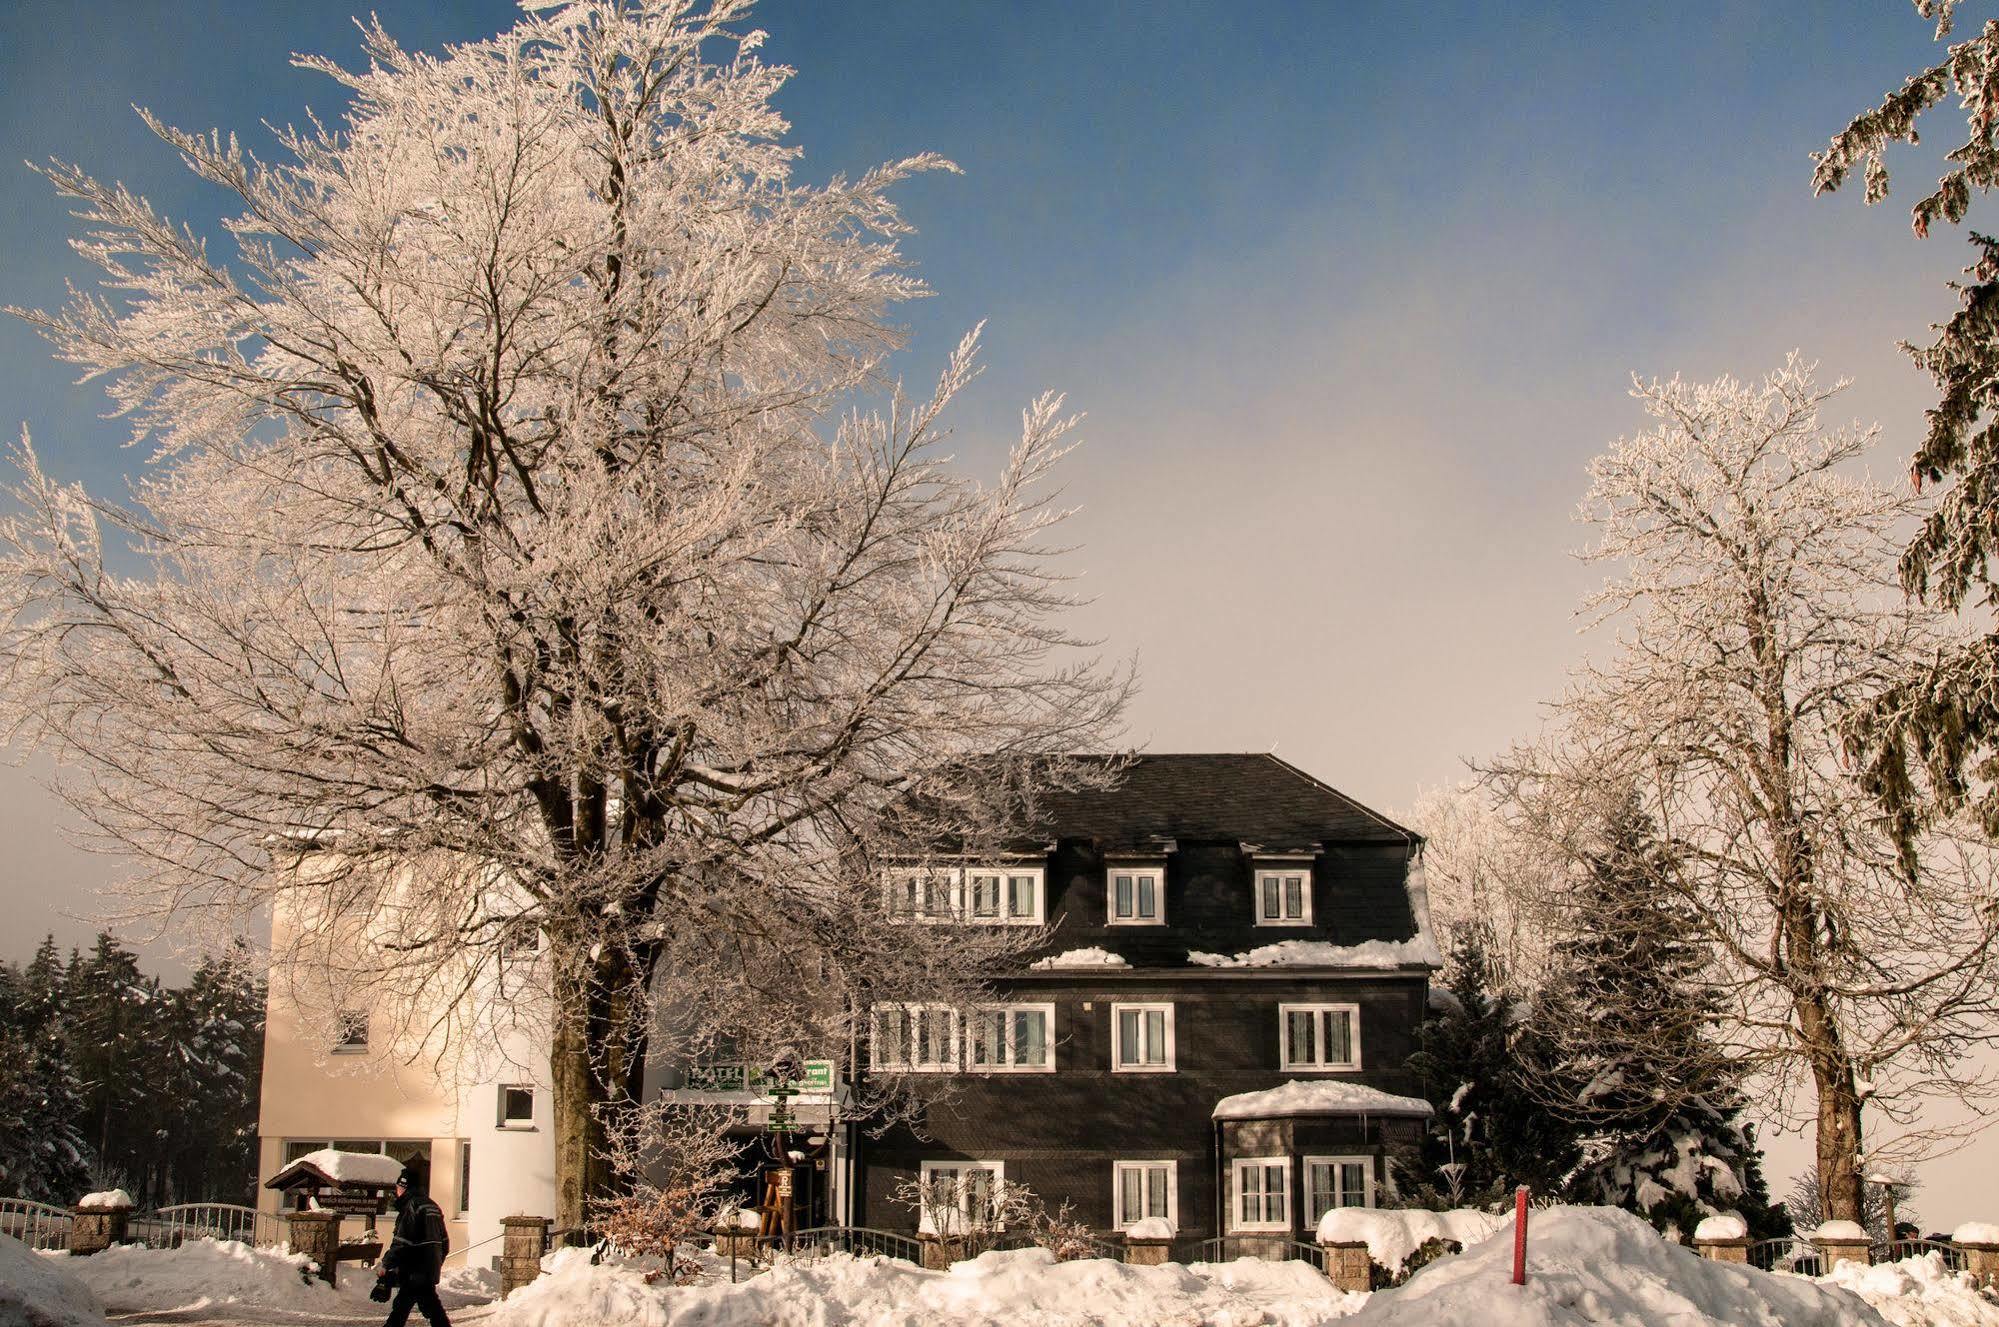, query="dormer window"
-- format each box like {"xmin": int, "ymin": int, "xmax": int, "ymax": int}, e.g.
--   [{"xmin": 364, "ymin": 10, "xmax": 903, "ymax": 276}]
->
[
  {"xmin": 1107, "ymin": 864, "xmax": 1164, "ymax": 925},
  {"xmin": 885, "ymin": 866, "xmax": 1045, "ymax": 925},
  {"xmin": 1254, "ymin": 867, "xmax": 1312, "ymax": 926}
]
